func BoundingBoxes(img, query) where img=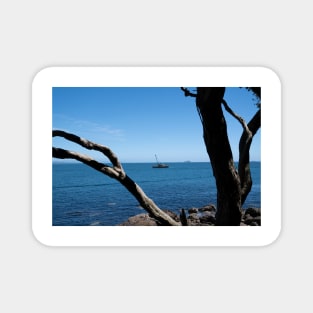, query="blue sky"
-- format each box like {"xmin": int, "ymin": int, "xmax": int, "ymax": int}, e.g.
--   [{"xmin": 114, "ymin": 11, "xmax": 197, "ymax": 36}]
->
[{"xmin": 52, "ymin": 87, "xmax": 260, "ymax": 163}]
